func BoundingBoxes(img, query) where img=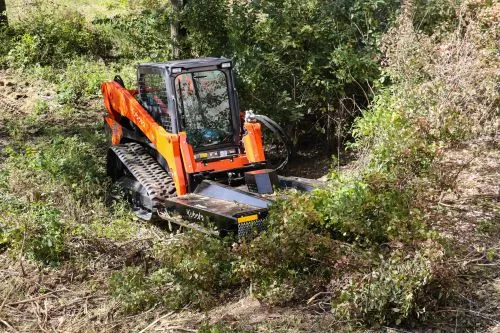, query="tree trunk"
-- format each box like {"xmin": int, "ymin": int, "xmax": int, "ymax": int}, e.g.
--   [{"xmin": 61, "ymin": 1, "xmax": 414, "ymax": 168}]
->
[
  {"xmin": 170, "ymin": 0, "xmax": 182, "ymax": 59},
  {"xmin": 0, "ymin": 0, "xmax": 7, "ymax": 27}
]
